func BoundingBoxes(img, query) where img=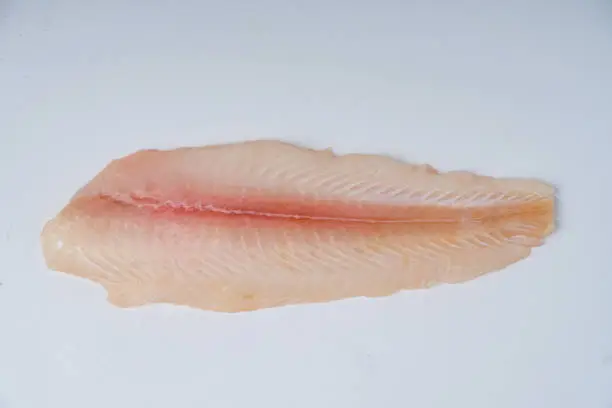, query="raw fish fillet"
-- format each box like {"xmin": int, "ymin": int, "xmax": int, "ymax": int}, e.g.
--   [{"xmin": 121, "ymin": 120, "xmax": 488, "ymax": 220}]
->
[{"xmin": 40, "ymin": 140, "xmax": 557, "ymax": 312}]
